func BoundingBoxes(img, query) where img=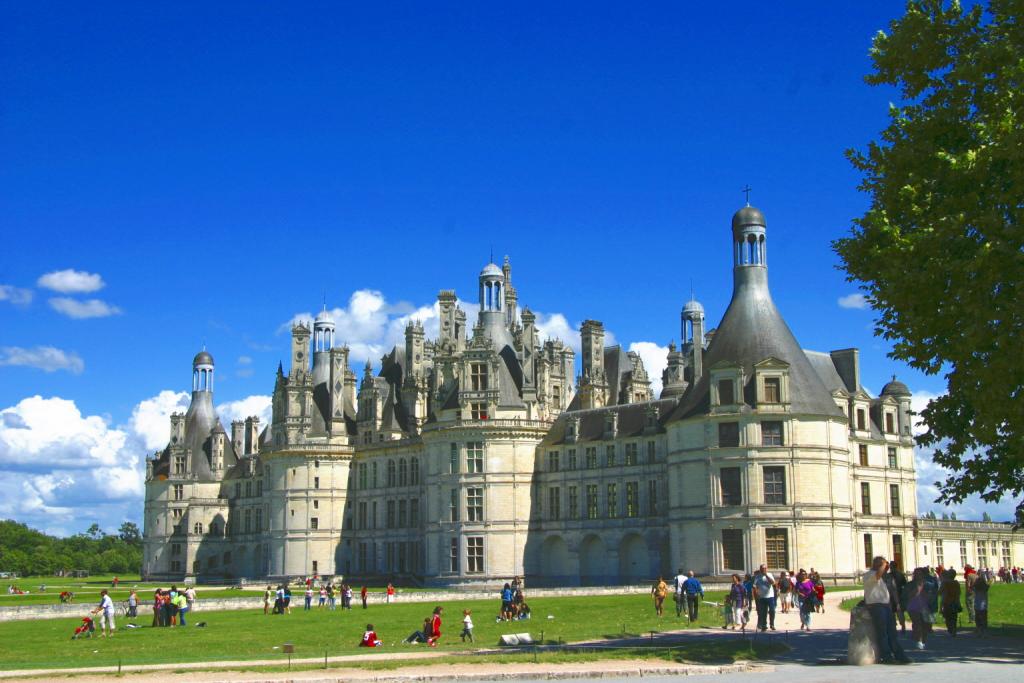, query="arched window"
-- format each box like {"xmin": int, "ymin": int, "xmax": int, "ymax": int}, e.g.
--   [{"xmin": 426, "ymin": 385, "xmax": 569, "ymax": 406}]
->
[
  {"xmin": 399, "ymin": 458, "xmax": 408, "ymax": 486},
  {"xmin": 387, "ymin": 460, "xmax": 396, "ymax": 487},
  {"xmin": 410, "ymin": 457, "xmax": 420, "ymax": 485}
]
